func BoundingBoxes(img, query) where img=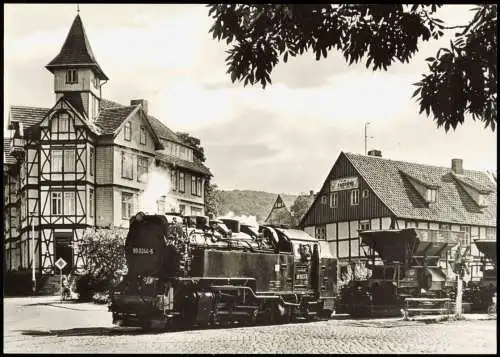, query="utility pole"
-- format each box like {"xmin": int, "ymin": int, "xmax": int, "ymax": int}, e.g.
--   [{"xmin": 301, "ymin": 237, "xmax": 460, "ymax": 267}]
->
[{"xmin": 31, "ymin": 211, "xmax": 36, "ymax": 294}]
